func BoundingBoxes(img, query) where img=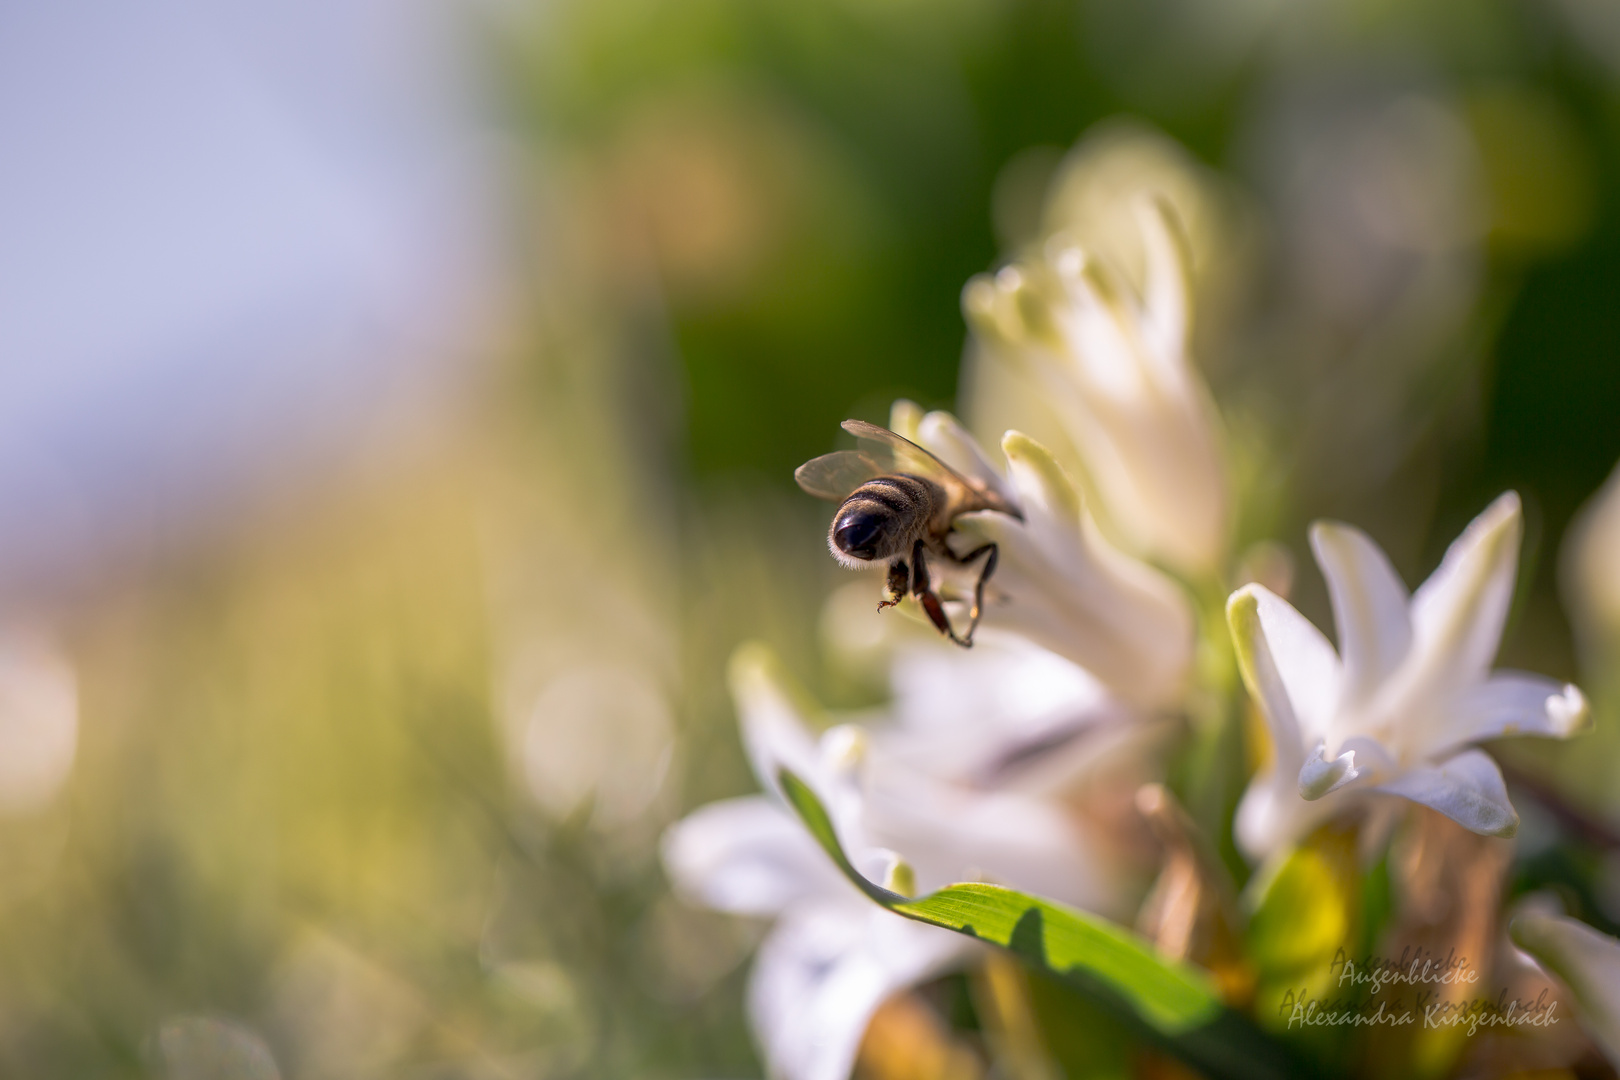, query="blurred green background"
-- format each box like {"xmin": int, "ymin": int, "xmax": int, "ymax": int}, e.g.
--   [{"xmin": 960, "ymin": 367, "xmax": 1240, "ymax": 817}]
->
[{"xmin": 2, "ymin": 0, "xmax": 1619, "ymax": 1076}]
